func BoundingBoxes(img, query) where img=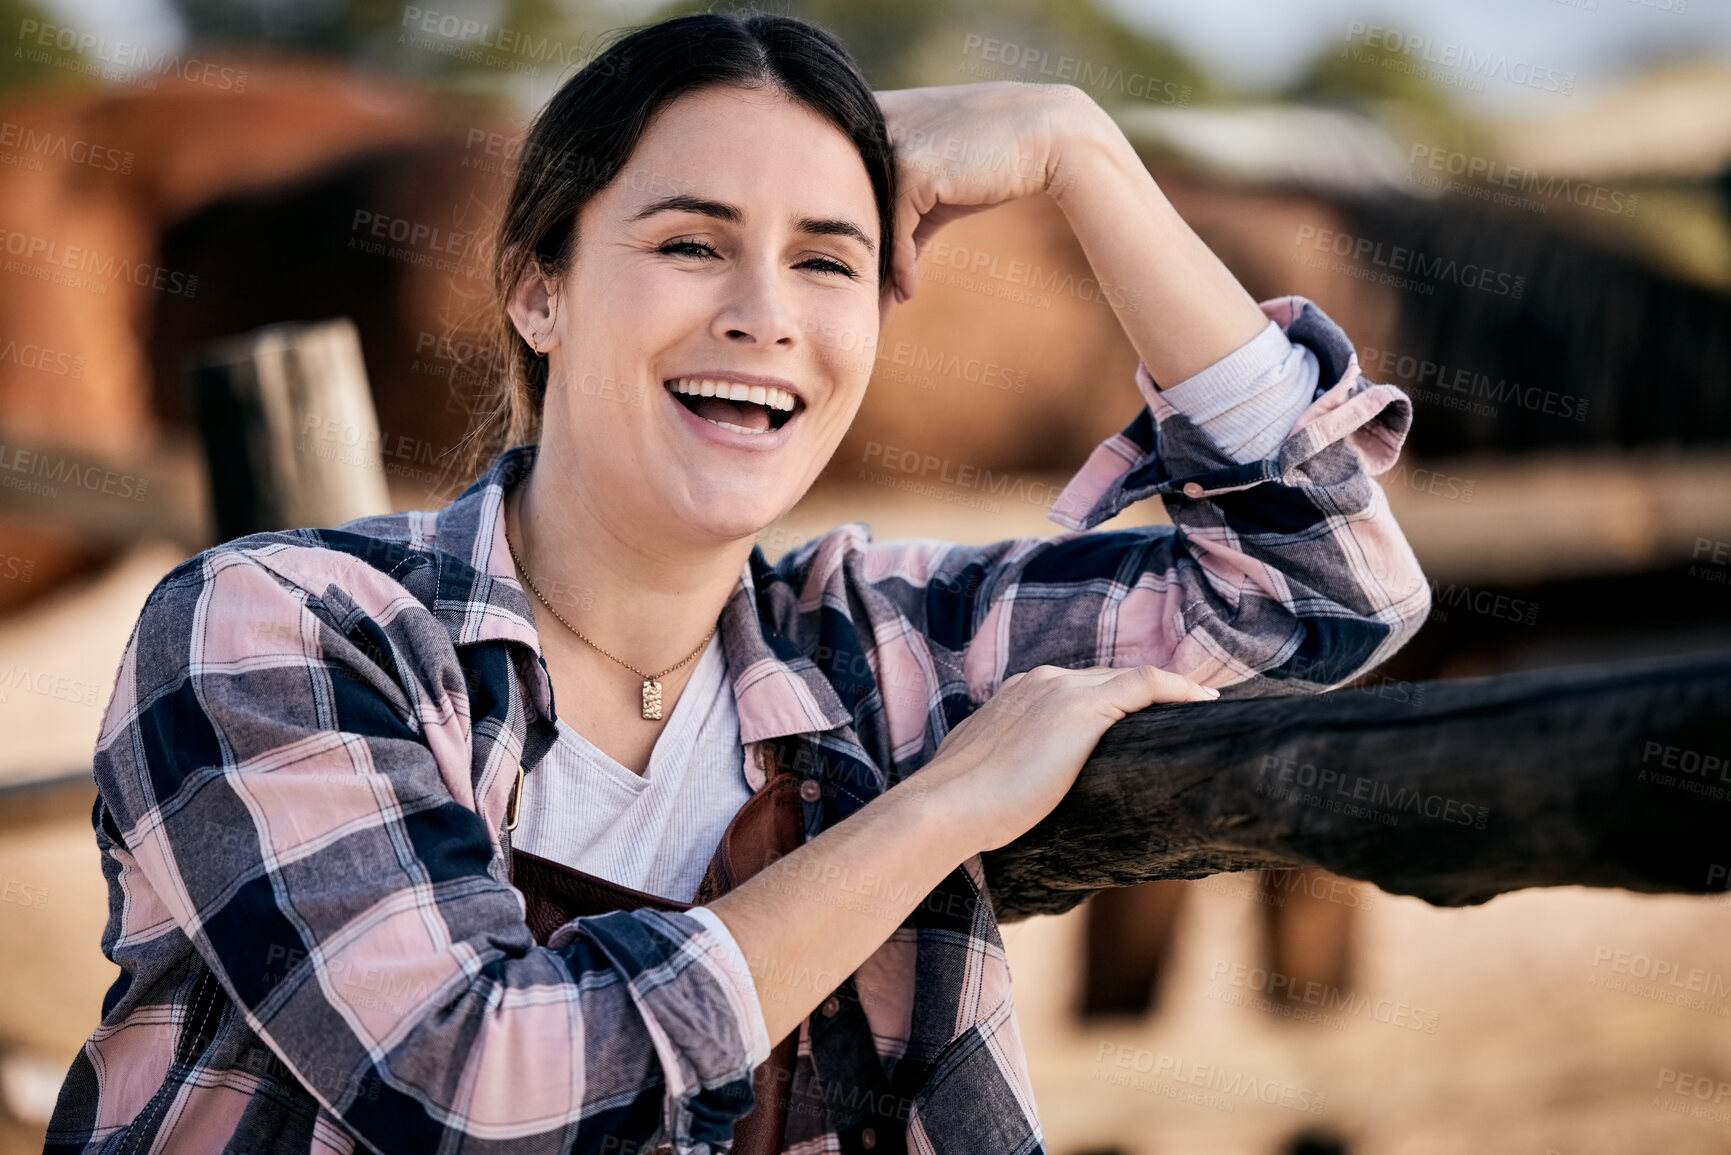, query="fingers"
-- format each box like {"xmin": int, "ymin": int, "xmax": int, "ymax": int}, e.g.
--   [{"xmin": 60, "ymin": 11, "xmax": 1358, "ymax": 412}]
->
[
  {"xmin": 892, "ymin": 189, "xmax": 924, "ymax": 303},
  {"xmin": 1002, "ymin": 663, "xmax": 1217, "ymax": 703},
  {"xmin": 893, "ymin": 212, "xmax": 920, "ymax": 303},
  {"xmin": 1134, "ymin": 663, "xmax": 1219, "ymax": 702},
  {"xmin": 1056, "ymin": 665, "xmax": 1215, "ymax": 729},
  {"xmin": 892, "ymin": 226, "xmax": 913, "ymax": 302}
]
